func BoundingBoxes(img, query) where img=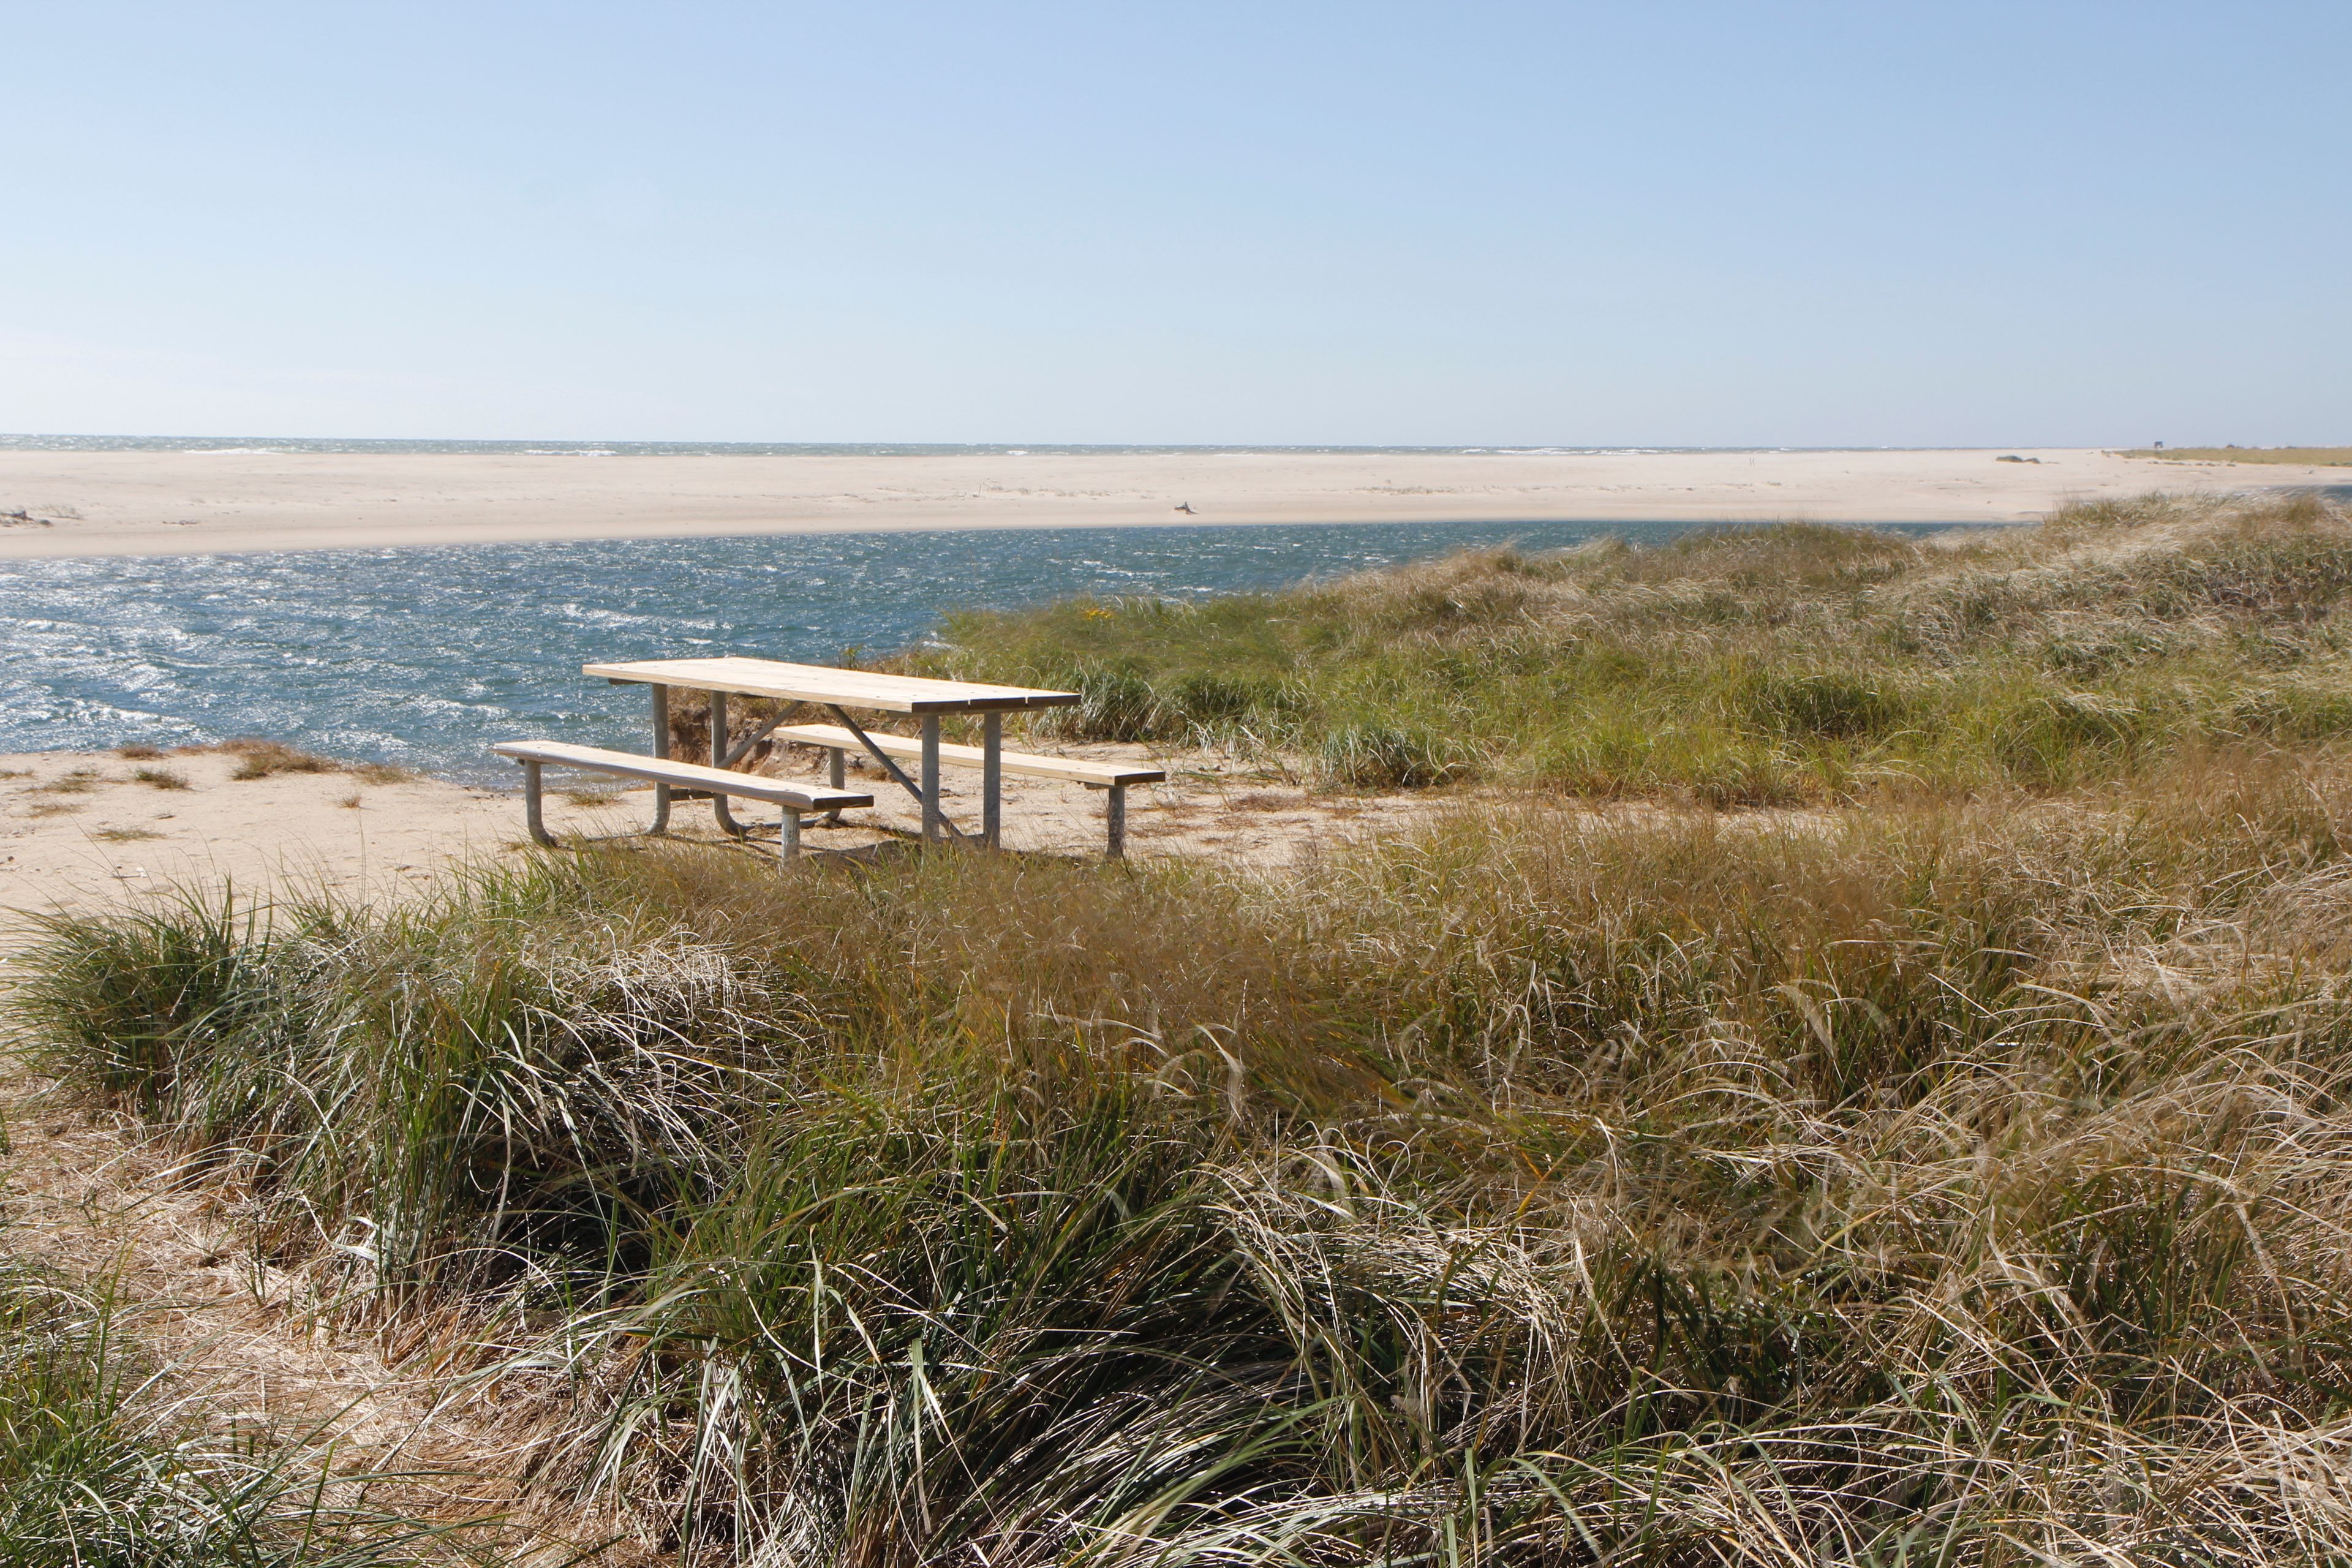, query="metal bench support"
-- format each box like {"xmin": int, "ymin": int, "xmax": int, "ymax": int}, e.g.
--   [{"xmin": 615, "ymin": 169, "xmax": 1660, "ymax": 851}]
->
[
  {"xmin": 522, "ymin": 760, "xmax": 554, "ymax": 846},
  {"xmin": 514, "ymin": 751, "xmax": 810, "ymax": 864}
]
